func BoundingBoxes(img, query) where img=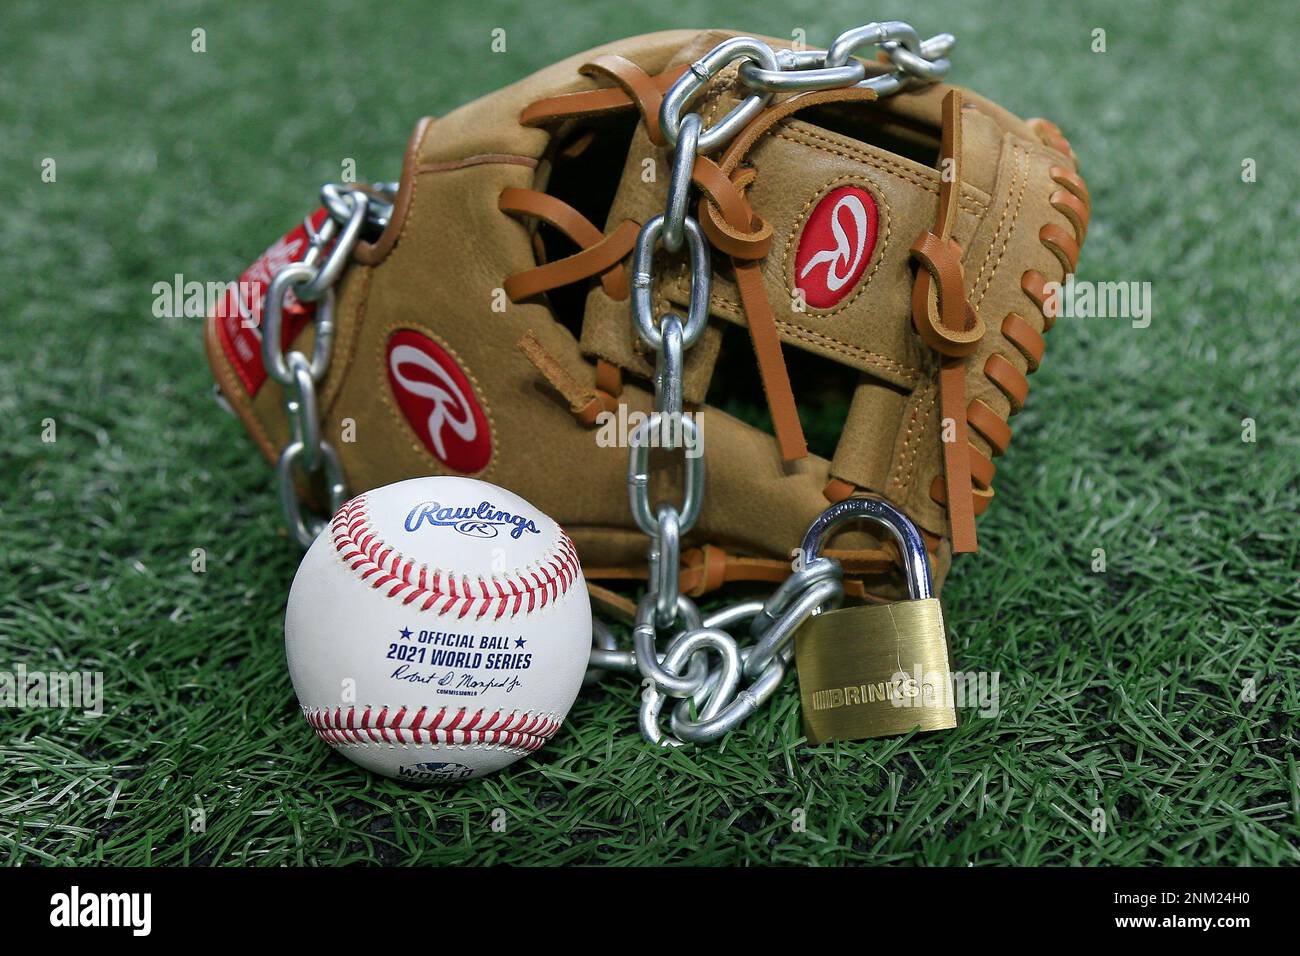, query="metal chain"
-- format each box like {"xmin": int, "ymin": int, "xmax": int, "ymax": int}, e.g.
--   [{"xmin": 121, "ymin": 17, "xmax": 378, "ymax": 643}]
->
[
  {"xmin": 258, "ymin": 183, "xmax": 397, "ymax": 547},
  {"xmin": 598, "ymin": 21, "xmax": 954, "ymax": 745}
]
